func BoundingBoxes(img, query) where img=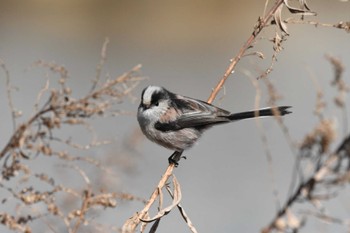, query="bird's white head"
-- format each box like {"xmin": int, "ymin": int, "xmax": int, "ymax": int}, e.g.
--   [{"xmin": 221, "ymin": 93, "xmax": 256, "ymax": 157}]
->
[
  {"xmin": 141, "ymin": 86, "xmax": 164, "ymax": 107},
  {"xmin": 138, "ymin": 86, "xmax": 172, "ymax": 120}
]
